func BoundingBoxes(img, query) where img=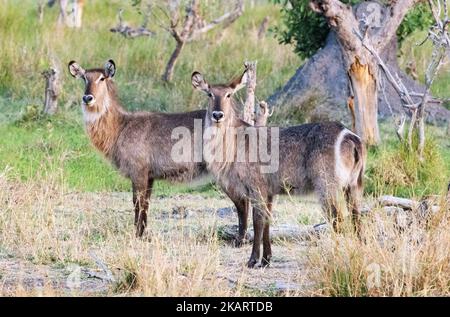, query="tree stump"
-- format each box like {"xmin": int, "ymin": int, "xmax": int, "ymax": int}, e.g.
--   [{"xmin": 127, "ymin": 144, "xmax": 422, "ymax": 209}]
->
[
  {"xmin": 243, "ymin": 61, "xmax": 257, "ymax": 125},
  {"xmin": 42, "ymin": 68, "xmax": 60, "ymax": 115}
]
